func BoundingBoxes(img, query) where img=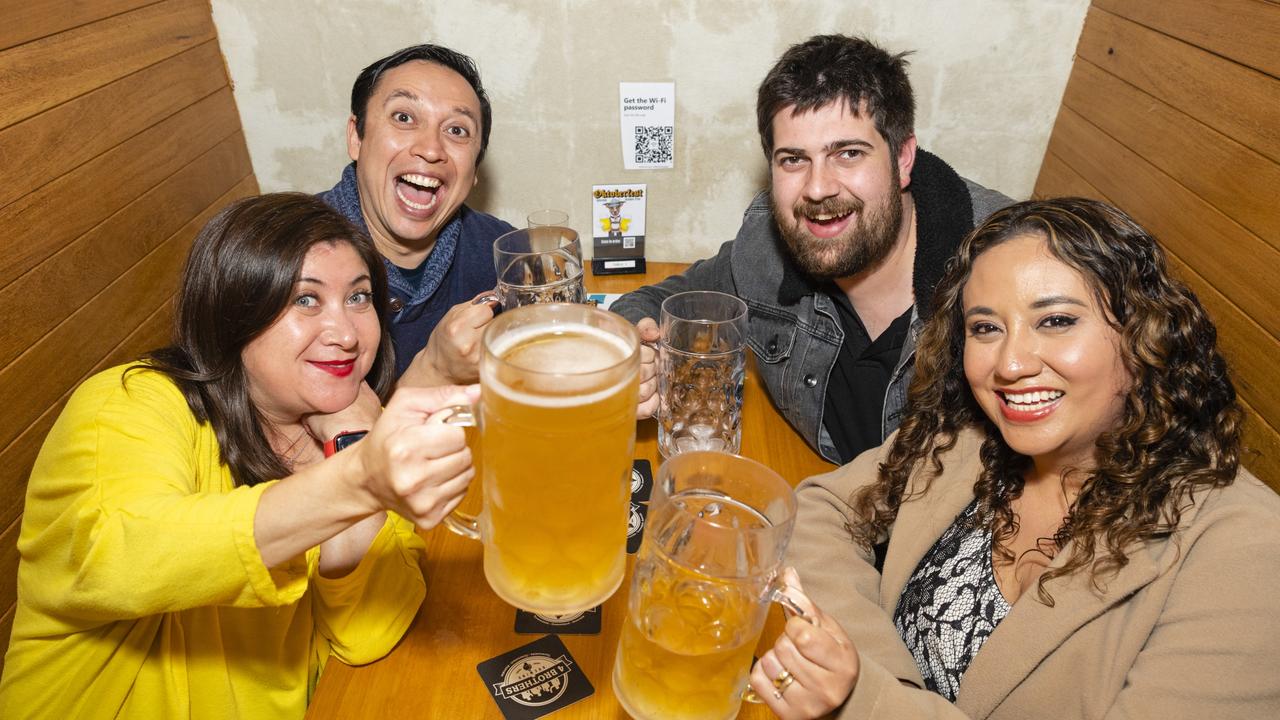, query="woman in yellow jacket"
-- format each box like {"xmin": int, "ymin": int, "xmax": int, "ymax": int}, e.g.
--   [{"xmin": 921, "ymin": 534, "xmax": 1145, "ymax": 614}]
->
[{"xmin": 0, "ymin": 194, "xmax": 477, "ymax": 718}]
